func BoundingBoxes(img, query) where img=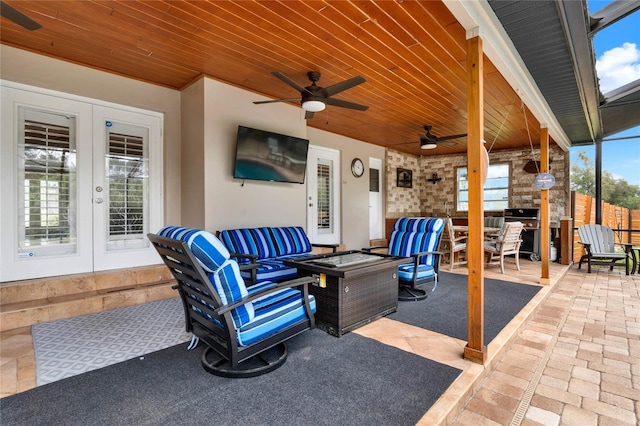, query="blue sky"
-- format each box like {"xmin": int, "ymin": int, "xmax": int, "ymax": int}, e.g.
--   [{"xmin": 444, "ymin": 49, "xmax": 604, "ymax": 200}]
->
[{"xmin": 569, "ymin": 1, "xmax": 640, "ymax": 186}]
